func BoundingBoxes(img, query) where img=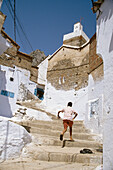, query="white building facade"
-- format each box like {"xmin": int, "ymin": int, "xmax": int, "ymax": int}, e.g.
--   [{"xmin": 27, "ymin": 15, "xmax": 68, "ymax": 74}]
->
[
  {"xmin": 93, "ymin": 0, "xmax": 113, "ymax": 169},
  {"xmin": 0, "ymin": 65, "xmax": 37, "ymax": 117}
]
